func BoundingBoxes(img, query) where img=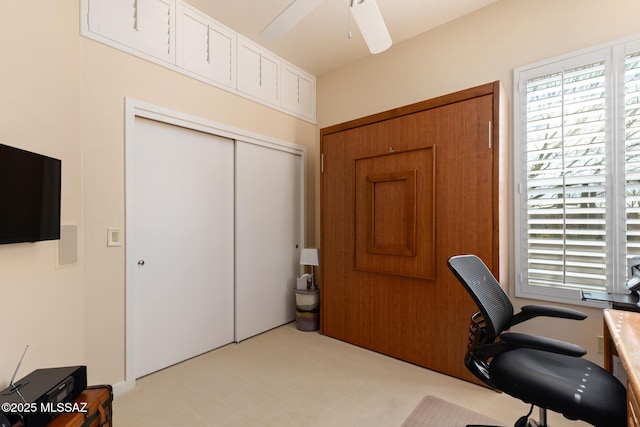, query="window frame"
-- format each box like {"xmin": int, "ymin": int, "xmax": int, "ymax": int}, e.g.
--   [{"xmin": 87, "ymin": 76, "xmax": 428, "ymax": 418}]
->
[{"xmin": 513, "ymin": 33, "xmax": 640, "ymax": 304}]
